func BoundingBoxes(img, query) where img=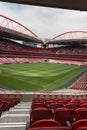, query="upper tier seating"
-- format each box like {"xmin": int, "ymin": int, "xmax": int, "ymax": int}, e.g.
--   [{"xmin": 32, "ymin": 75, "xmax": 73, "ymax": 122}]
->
[
  {"xmin": 0, "ymin": 38, "xmax": 87, "ymax": 65},
  {"xmin": 0, "ymin": 39, "xmax": 57, "ymax": 54},
  {"xmin": 56, "ymin": 47, "xmax": 87, "ymax": 55}
]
